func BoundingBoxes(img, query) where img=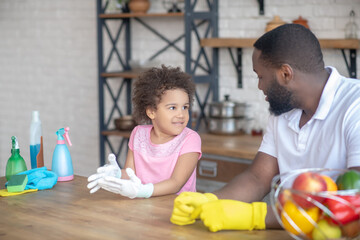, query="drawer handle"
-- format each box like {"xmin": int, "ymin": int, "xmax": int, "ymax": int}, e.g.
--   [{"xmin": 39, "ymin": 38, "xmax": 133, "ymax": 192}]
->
[{"xmin": 199, "ymin": 160, "xmax": 217, "ymax": 177}]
